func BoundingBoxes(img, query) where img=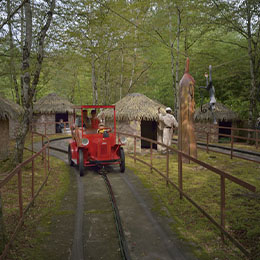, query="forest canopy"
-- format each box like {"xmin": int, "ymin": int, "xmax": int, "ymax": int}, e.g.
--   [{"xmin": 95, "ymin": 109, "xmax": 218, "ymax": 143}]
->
[{"xmin": 0, "ymin": 0, "xmax": 259, "ymax": 121}]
